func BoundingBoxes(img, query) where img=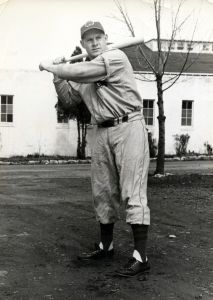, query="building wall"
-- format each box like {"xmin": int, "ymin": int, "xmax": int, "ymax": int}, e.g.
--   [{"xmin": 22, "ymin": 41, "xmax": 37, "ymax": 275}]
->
[
  {"xmin": 0, "ymin": 69, "xmax": 78, "ymax": 157},
  {"xmin": 0, "ymin": 69, "xmax": 212, "ymax": 158},
  {"xmin": 136, "ymin": 73, "xmax": 213, "ymax": 154}
]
